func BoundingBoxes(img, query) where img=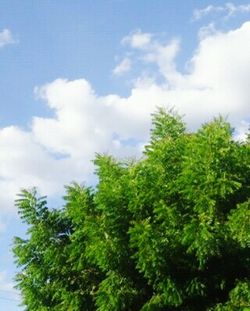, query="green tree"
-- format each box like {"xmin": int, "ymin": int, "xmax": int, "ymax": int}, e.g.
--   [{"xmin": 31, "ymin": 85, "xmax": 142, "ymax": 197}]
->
[{"xmin": 13, "ymin": 110, "xmax": 250, "ymax": 310}]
